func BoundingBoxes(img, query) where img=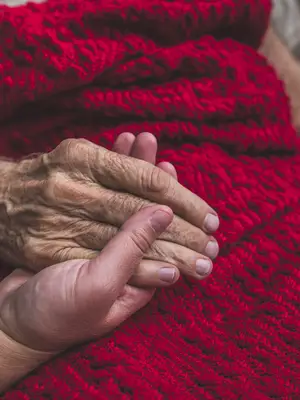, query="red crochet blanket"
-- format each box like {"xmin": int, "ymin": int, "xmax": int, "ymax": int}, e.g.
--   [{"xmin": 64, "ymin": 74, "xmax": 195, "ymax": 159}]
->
[{"xmin": 1, "ymin": 0, "xmax": 300, "ymax": 398}]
